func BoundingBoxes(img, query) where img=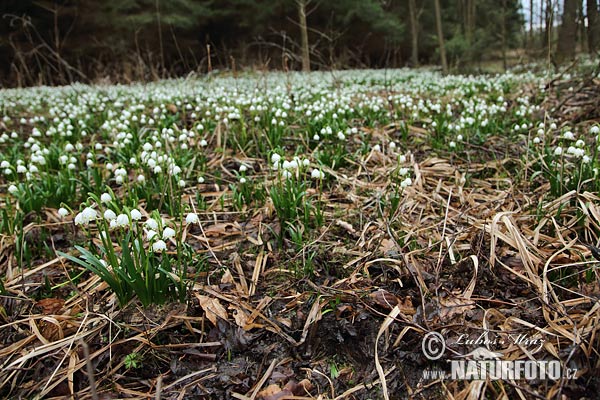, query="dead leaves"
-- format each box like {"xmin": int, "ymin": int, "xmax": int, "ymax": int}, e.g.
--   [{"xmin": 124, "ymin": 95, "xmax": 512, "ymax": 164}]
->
[
  {"xmin": 195, "ymin": 293, "xmax": 228, "ymax": 326},
  {"xmin": 256, "ymin": 379, "xmax": 313, "ymax": 400}
]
